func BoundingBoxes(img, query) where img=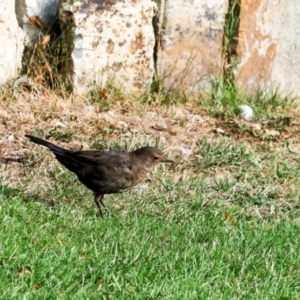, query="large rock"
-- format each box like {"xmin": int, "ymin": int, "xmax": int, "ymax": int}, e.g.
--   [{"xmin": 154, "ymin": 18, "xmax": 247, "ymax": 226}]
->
[
  {"xmin": 157, "ymin": 0, "xmax": 228, "ymax": 93},
  {"xmin": 61, "ymin": 0, "xmax": 157, "ymax": 92},
  {"xmin": 236, "ymin": 0, "xmax": 300, "ymax": 97},
  {"xmin": 0, "ymin": 1, "xmax": 24, "ymax": 83}
]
